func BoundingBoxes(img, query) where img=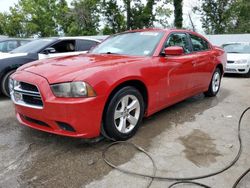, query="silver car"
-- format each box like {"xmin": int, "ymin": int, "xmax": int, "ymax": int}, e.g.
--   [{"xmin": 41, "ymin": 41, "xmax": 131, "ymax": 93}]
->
[{"xmin": 222, "ymin": 42, "xmax": 250, "ymax": 77}]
